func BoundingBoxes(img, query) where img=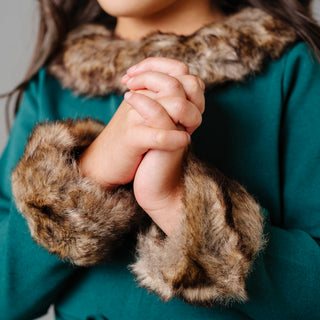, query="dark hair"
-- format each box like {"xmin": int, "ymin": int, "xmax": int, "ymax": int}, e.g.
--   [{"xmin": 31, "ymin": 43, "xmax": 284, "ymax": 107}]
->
[
  {"xmin": 2, "ymin": 0, "xmax": 115, "ymax": 129},
  {"xmin": 2, "ymin": 0, "xmax": 320, "ymax": 127}
]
